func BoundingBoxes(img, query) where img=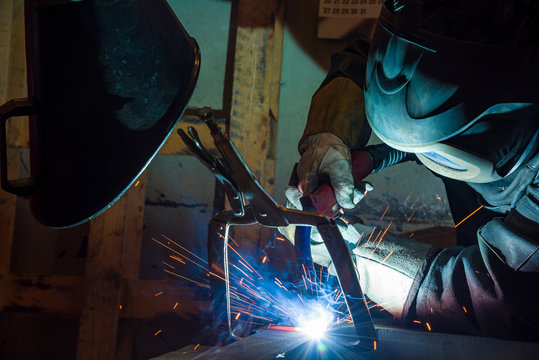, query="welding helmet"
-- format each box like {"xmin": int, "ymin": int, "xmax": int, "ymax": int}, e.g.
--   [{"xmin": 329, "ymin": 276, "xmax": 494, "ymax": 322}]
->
[
  {"xmin": 365, "ymin": 1, "xmax": 539, "ymax": 183},
  {"xmin": 0, "ymin": 0, "xmax": 200, "ymax": 227}
]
